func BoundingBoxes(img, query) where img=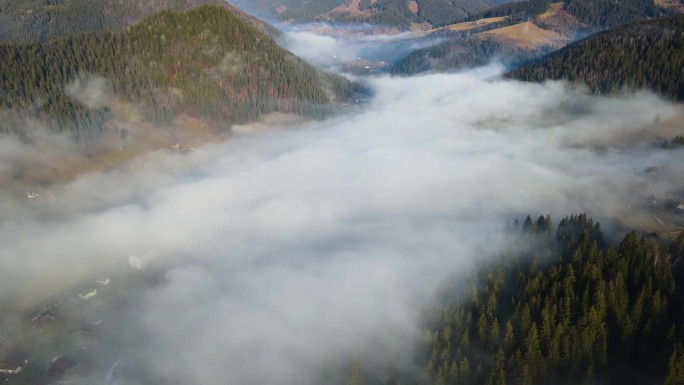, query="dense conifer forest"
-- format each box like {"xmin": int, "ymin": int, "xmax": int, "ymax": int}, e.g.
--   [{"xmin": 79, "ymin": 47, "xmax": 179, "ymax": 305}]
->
[
  {"xmin": 416, "ymin": 214, "xmax": 684, "ymax": 385},
  {"xmin": 0, "ymin": 5, "xmax": 354, "ymax": 141},
  {"xmin": 506, "ymin": 14, "xmax": 684, "ymax": 100},
  {"xmin": 0, "ymin": 0, "xmax": 278, "ymax": 43},
  {"xmin": 390, "ymin": 38, "xmax": 544, "ymax": 75},
  {"xmin": 466, "ymin": 0, "xmax": 675, "ymax": 30},
  {"xmin": 392, "ymin": 0, "xmax": 680, "ymax": 75},
  {"xmin": 233, "ymin": 0, "xmax": 498, "ymax": 29},
  {"xmin": 566, "ymin": 0, "xmax": 676, "ymax": 30},
  {"xmin": 464, "ymin": 0, "xmax": 553, "ymax": 24},
  {"xmin": 344, "ymin": 215, "xmax": 684, "ymax": 385}
]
